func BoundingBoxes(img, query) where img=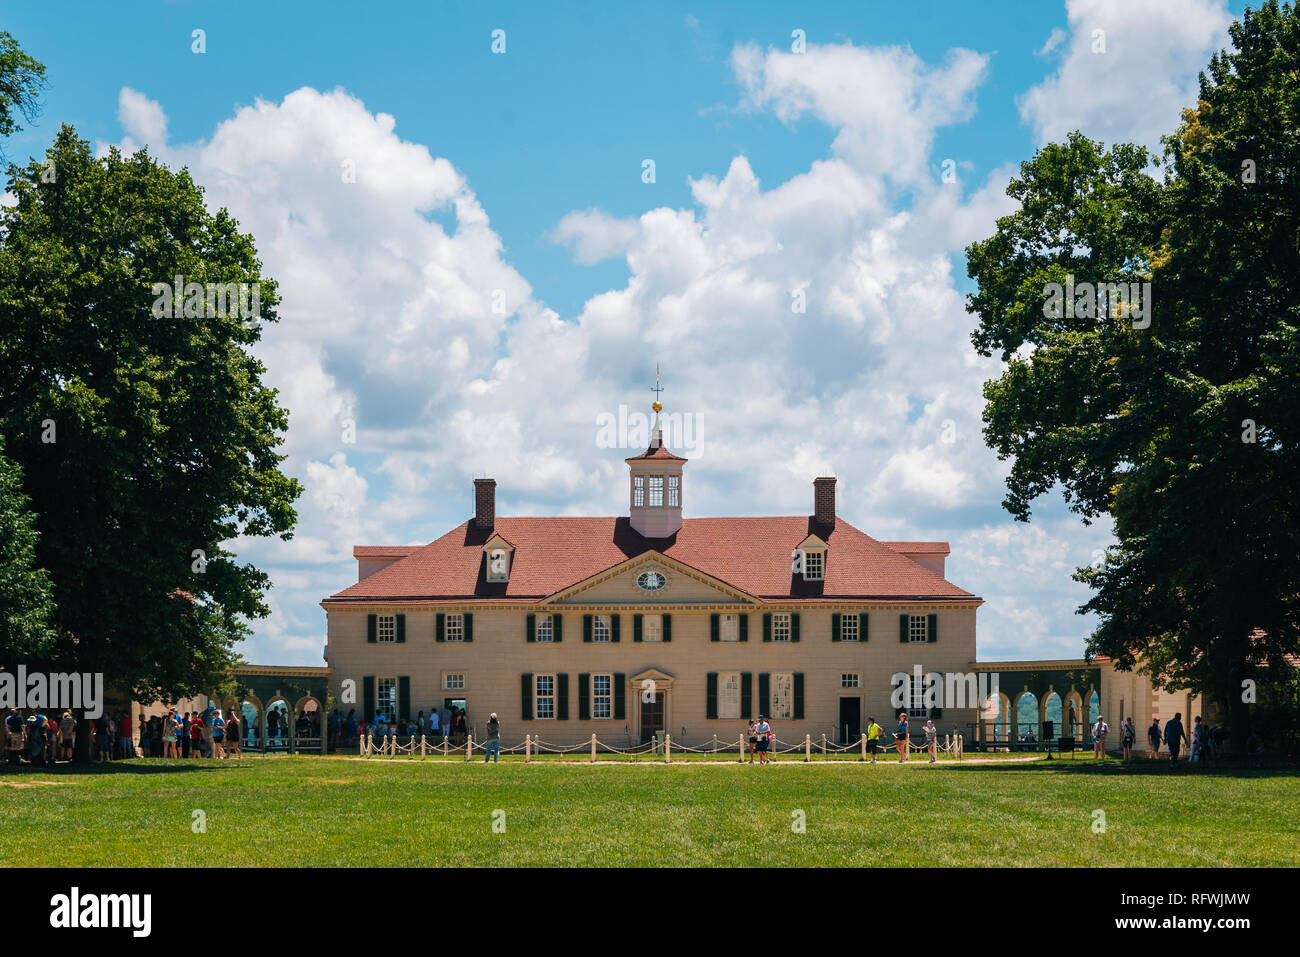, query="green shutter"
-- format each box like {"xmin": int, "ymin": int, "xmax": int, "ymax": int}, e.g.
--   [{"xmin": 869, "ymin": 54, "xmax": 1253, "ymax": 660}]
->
[
  {"xmin": 763, "ymin": 613, "xmax": 772, "ymax": 642},
  {"xmin": 464, "ymin": 613, "xmax": 473, "ymax": 642},
  {"xmin": 662, "ymin": 614, "xmax": 672, "ymax": 642},
  {"xmin": 363, "ymin": 676, "xmax": 375, "ymax": 722},
  {"xmin": 583, "ymin": 614, "xmax": 592, "ymax": 643},
  {"xmin": 611, "ymin": 615, "xmax": 621, "ymax": 642},
  {"xmin": 398, "ymin": 676, "xmax": 411, "ymax": 721},
  {"xmin": 706, "ymin": 673, "xmax": 718, "ymax": 720},
  {"xmin": 436, "ymin": 613, "xmax": 445, "ymax": 642},
  {"xmin": 758, "ymin": 673, "xmax": 771, "ymax": 718},
  {"xmin": 614, "ymin": 673, "xmax": 625, "ymax": 720},
  {"xmin": 739, "ymin": 614, "xmax": 749, "ymax": 642},
  {"xmin": 557, "ymin": 673, "xmax": 569, "ymax": 720},
  {"xmin": 526, "ymin": 613, "xmax": 536, "ymax": 642},
  {"xmin": 900, "ymin": 614, "xmax": 909, "ymax": 643},
  {"xmin": 633, "ymin": 614, "xmax": 643, "ymax": 642},
  {"xmin": 396, "ymin": 614, "xmax": 406, "ymax": 643},
  {"xmin": 791, "ymin": 613, "xmax": 800, "ymax": 642},
  {"xmin": 553, "ymin": 615, "xmax": 563, "ymax": 643},
  {"xmin": 710, "ymin": 614, "xmax": 720, "ymax": 642},
  {"xmin": 793, "ymin": 673, "xmax": 804, "ymax": 720},
  {"xmin": 831, "ymin": 612, "xmax": 841, "ymax": 641},
  {"xmin": 521, "ymin": 674, "xmax": 533, "ymax": 721},
  {"xmin": 367, "ymin": 614, "xmax": 377, "ymax": 643},
  {"xmin": 578, "ymin": 674, "xmax": 590, "ymax": 720},
  {"xmin": 860, "ymin": 612, "xmax": 869, "ymax": 642},
  {"xmin": 927, "ymin": 613, "xmax": 938, "ymax": 643},
  {"xmin": 741, "ymin": 672, "xmax": 753, "ymax": 719}
]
